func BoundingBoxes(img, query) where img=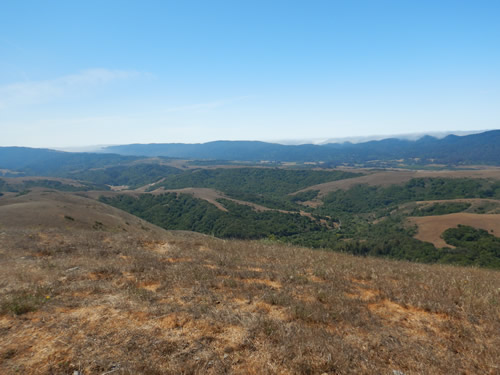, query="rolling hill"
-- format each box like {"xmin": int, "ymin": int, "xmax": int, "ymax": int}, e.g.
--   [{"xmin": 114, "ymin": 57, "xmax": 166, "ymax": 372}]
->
[{"xmin": 0, "ymin": 189, "xmax": 166, "ymax": 235}]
